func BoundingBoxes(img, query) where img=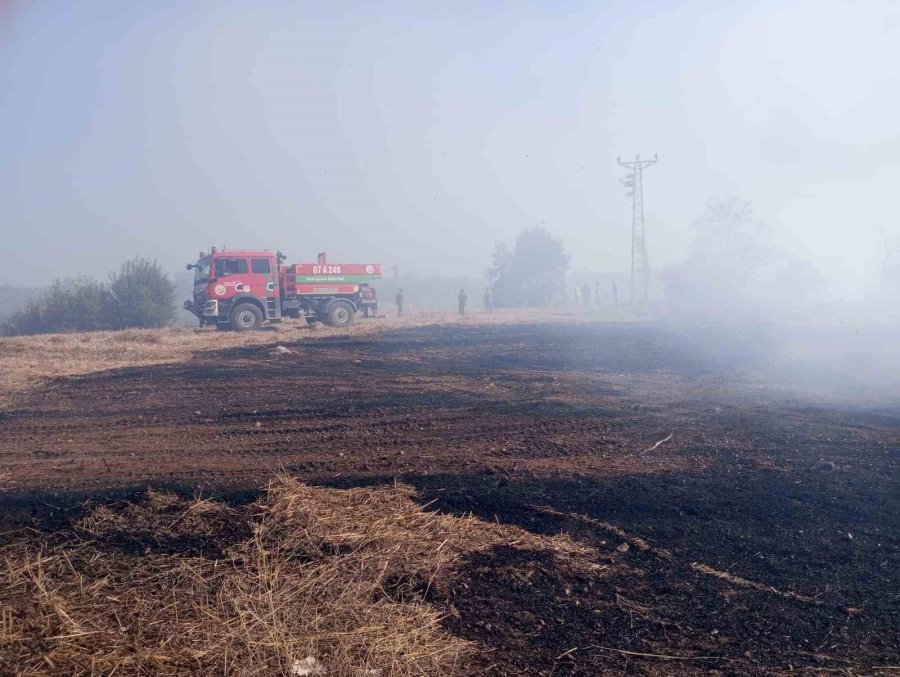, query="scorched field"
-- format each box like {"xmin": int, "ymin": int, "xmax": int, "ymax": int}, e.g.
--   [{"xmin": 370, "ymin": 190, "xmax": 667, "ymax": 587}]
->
[{"xmin": 0, "ymin": 315, "xmax": 897, "ymax": 675}]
